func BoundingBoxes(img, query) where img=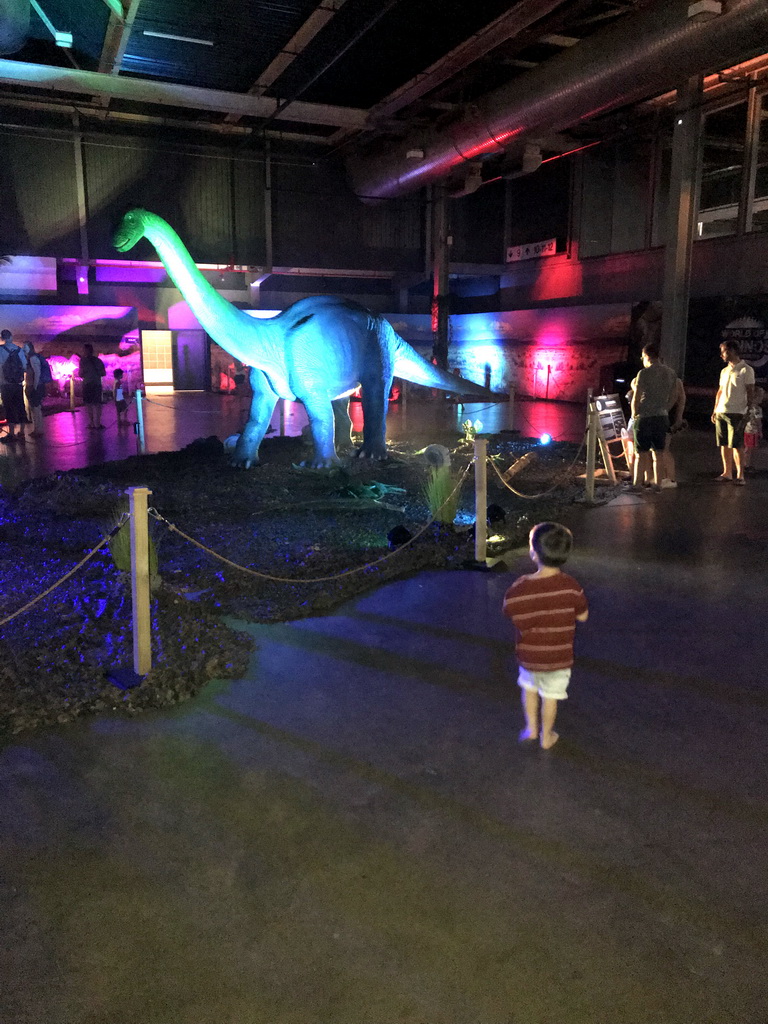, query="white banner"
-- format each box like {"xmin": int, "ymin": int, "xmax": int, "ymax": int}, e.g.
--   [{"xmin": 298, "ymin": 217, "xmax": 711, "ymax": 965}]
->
[
  {"xmin": 0, "ymin": 256, "xmax": 58, "ymax": 293},
  {"xmin": 506, "ymin": 238, "xmax": 557, "ymax": 263}
]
